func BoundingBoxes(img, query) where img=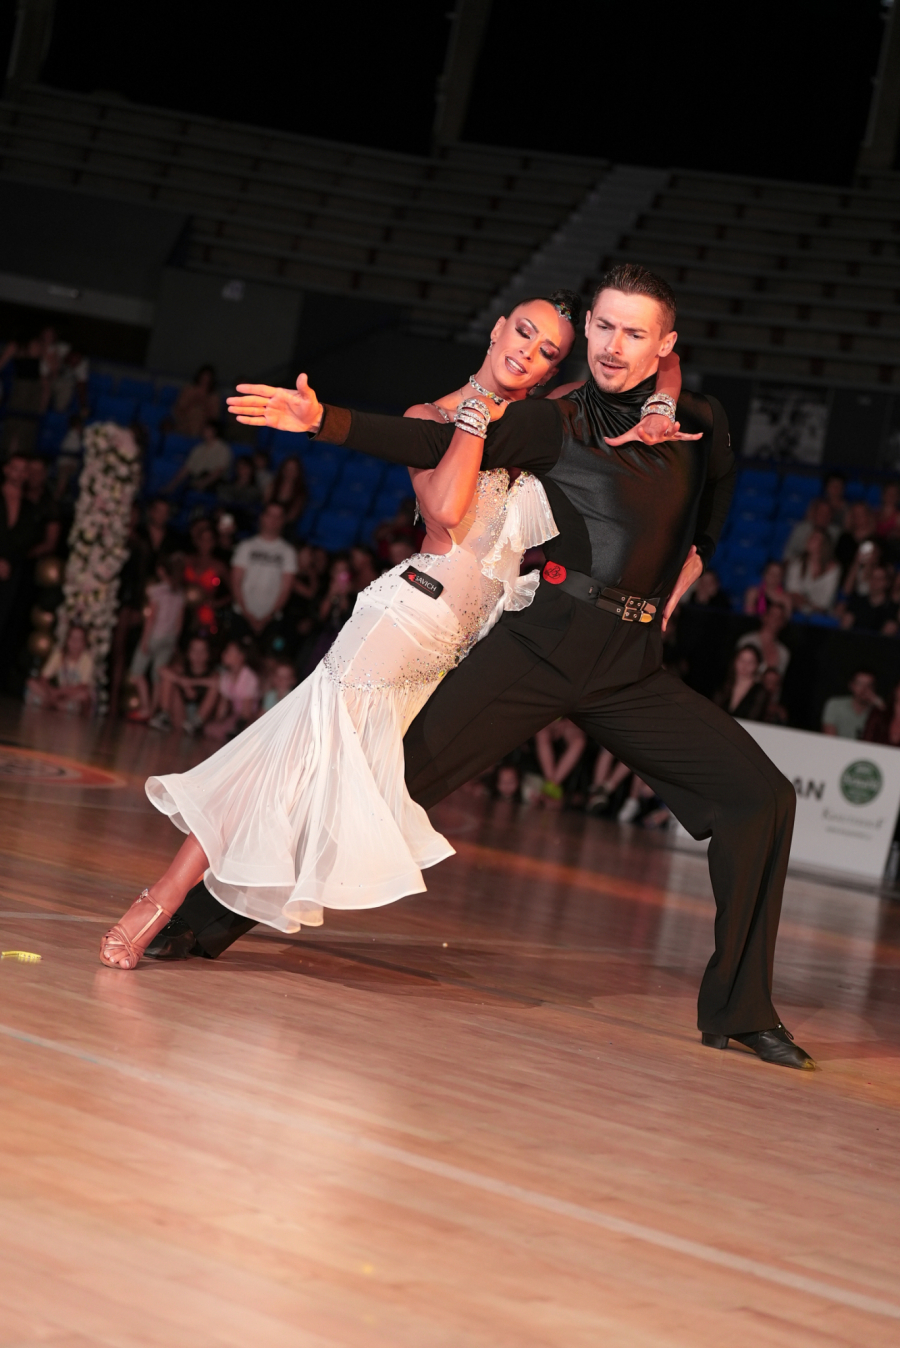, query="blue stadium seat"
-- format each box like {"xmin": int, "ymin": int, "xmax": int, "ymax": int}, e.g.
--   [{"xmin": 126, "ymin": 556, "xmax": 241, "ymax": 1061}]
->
[
  {"xmin": 737, "ymin": 468, "xmax": 778, "ymax": 493},
  {"xmin": 383, "ymin": 463, "xmax": 414, "ymax": 493},
  {"xmin": 730, "ymin": 521, "xmax": 774, "ymax": 550},
  {"xmin": 88, "ymin": 372, "xmax": 115, "ymax": 401},
  {"xmin": 118, "ymin": 377, "xmax": 155, "ymax": 402},
  {"xmin": 310, "ymin": 508, "xmax": 361, "ymax": 551},
  {"xmin": 161, "ymin": 433, "xmax": 199, "ymax": 461},
  {"xmin": 844, "ymin": 480, "xmax": 867, "ymax": 502},
  {"xmin": 269, "ymin": 428, "xmax": 308, "ymax": 462},
  {"xmin": 341, "ymin": 451, "xmax": 384, "ymax": 481},
  {"xmin": 137, "ymin": 402, "xmax": 170, "ymax": 433},
  {"xmin": 867, "ymin": 484, "xmax": 883, "ymax": 507},
  {"xmin": 94, "ymin": 394, "xmax": 137, "ymax": 425},
  {"xmin": 38, "ymin": 411, "xmax": 69, "ymax": 454},
  {"xmin": 145, "ymin": 459, "xmax": 173, "ymax": 495},
  {"xmin": 339, "ymin": 477, "xmax": 378, "ymax": 514},
  {"xmin": 781, "ymin": 473, "xmax": 821, "ymax": 497},
  {"xmin": 370, "ymin": 488, "xmax": 408, "ymax": 522},
  {"xmin": 778, "ymin": 492, "xmax": 813, "ymax": 520},
  {"xmin": 295, "ymin": 506, "xmax": 319, "ymax": 540},
  {"xmin": 157, "ymin": 384, "xmax": 181, "ymax": 405},
  {"xmin": 732, "ymin": 495, "xmax": 776, "ymax": 521},
  {"xmin": 771, "ymin": 519, "xmax": 795, "ymax": 557}
]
